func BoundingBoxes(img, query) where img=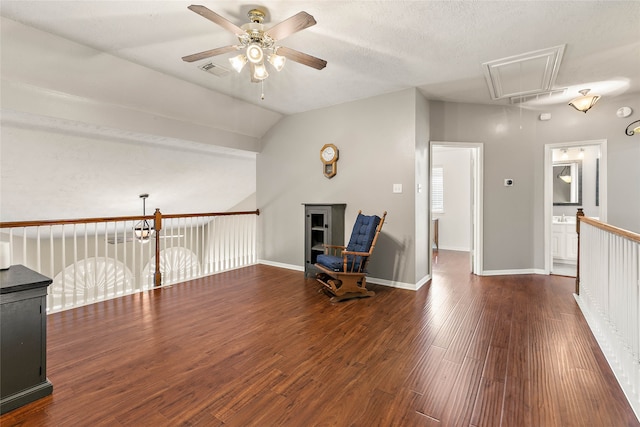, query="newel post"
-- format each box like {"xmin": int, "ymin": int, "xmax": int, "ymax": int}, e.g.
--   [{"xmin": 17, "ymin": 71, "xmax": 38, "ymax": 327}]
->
[
  {"xmin": 575, "ymin": 208, "xmax": 584, "ymax": 295},
  {"xmin": 154, "ymin": 208, "xmax": 162, "ymax": 287}
]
